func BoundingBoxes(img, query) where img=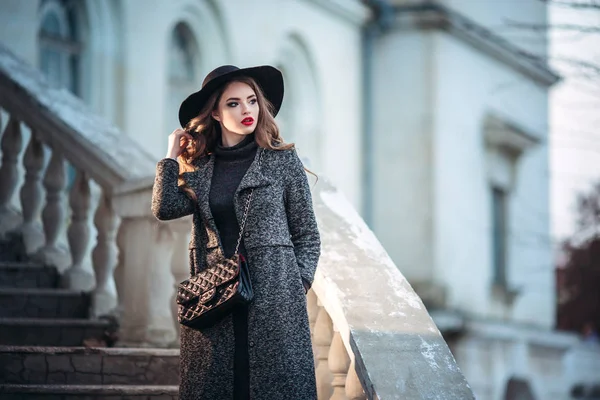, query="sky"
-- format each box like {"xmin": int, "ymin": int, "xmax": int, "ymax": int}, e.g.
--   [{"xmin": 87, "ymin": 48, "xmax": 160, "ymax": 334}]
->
[{"xmin": 549, "ymin": 2, "xmax": 600, "ymax": 243}]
